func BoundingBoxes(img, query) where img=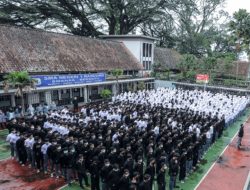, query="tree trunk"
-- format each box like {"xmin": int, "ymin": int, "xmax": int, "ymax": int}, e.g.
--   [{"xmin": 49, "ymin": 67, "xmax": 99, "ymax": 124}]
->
[
  {"xmin": 109, "ymin": 16, "xmax": 117, "ymax": 34},
  {"xmin": 20, "ymin": 88, "xmax": 25, "ymax": 117},
  {"xmin": 116, "ymin": 77, "xmax": 119, "ymax": 94}
]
